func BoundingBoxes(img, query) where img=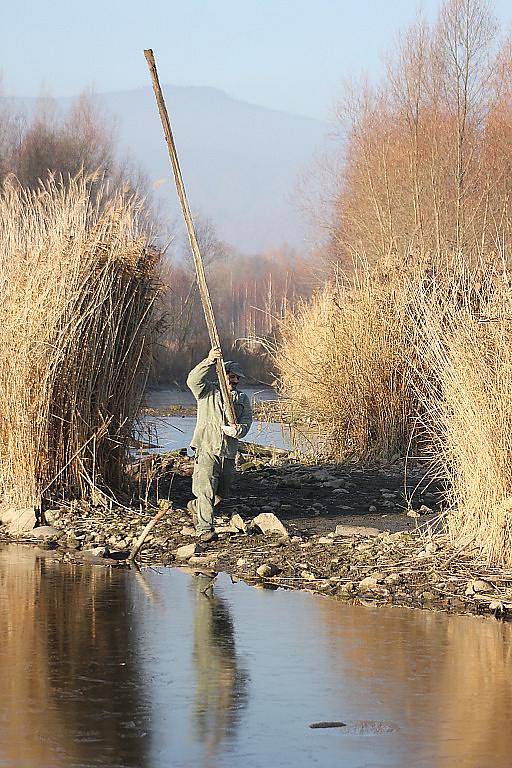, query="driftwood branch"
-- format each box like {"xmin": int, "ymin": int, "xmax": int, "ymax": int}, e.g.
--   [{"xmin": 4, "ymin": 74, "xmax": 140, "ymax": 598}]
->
[{"xmin": 129, "ymin": 506, "xmax": 168, "ymax": 563}]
